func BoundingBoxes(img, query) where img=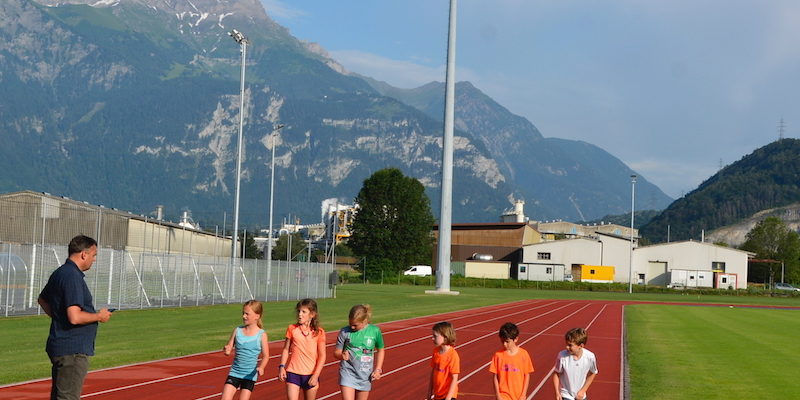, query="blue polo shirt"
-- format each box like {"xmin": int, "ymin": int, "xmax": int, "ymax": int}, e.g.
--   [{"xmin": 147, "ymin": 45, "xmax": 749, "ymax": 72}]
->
[{"xmin": 39, "ymin": 260, "xmax": 98, "ymax": 357}]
